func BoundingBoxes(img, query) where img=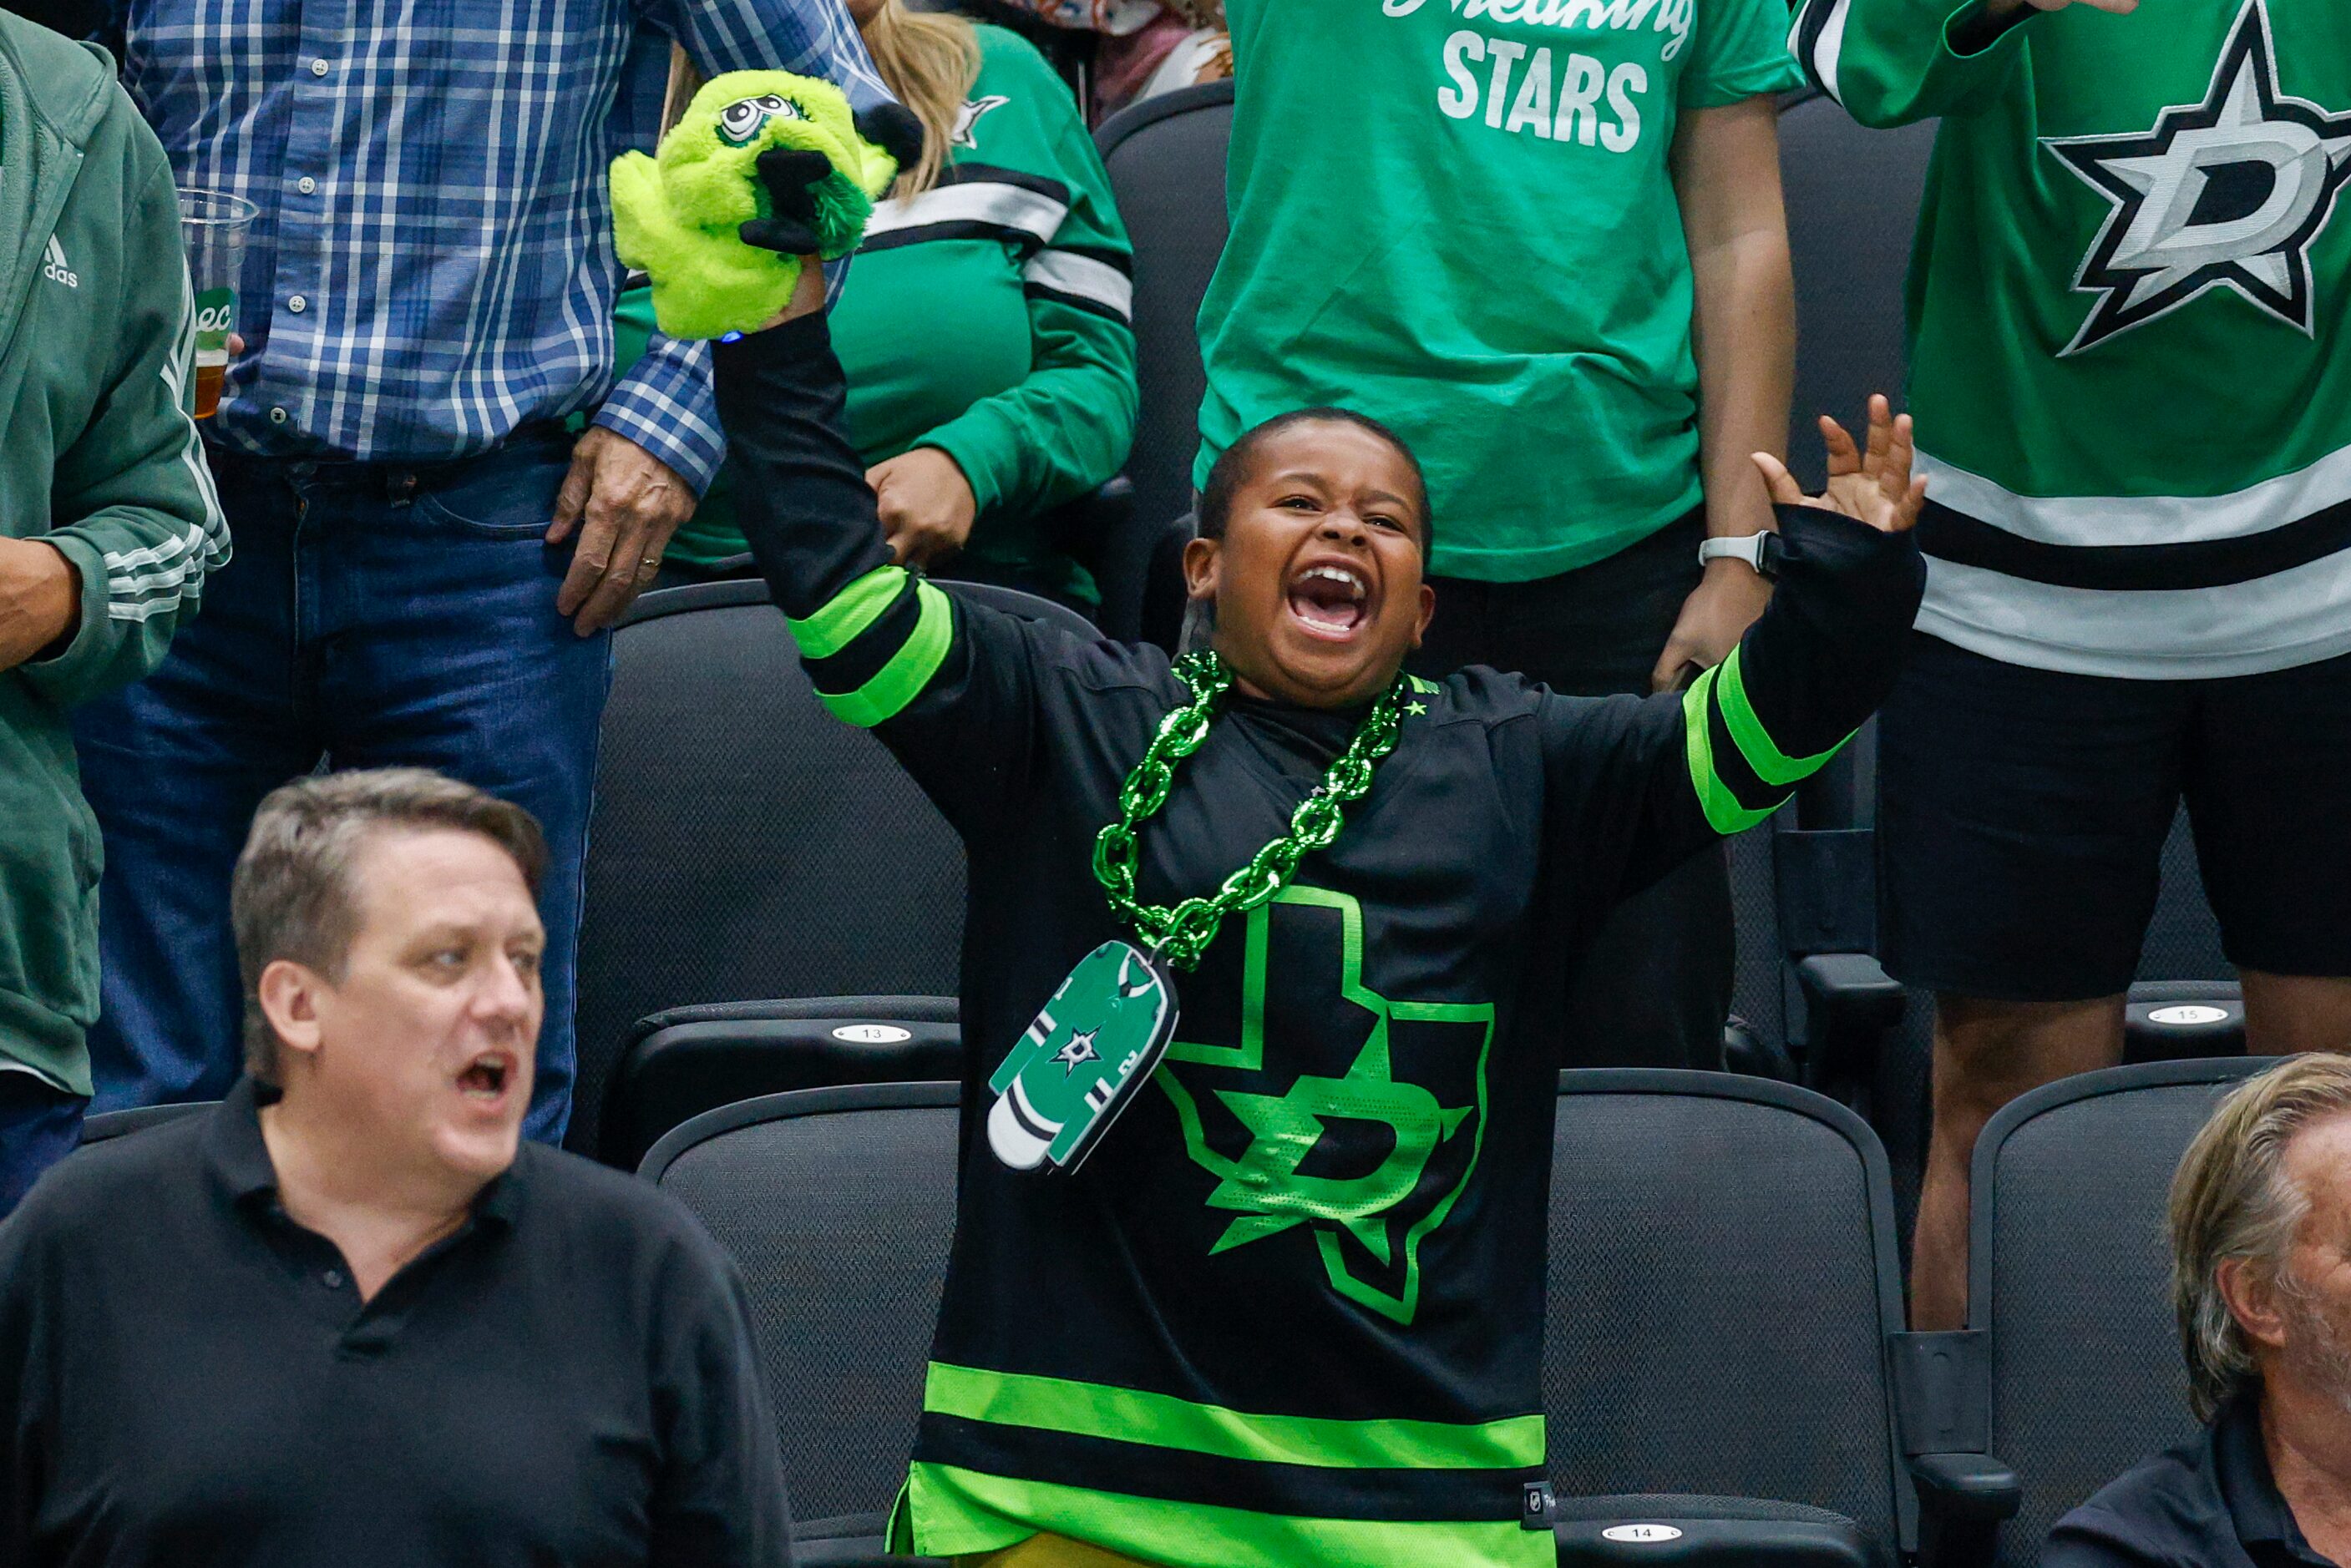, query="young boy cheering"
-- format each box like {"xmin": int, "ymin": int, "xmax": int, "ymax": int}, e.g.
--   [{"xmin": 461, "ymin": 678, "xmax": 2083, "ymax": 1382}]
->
[{"xmin": 706, "ymin": 182, "xmax": 1928, "ymax": 1566}]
